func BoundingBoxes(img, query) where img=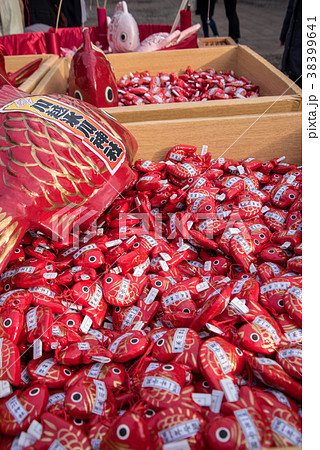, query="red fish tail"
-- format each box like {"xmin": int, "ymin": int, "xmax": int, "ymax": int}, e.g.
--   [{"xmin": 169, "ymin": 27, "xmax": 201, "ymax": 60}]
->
[{"xmin": 0, "ymin": 212, "xmax": 29, "ymax": 275}]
